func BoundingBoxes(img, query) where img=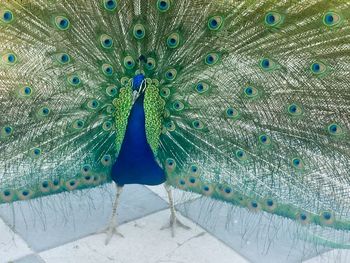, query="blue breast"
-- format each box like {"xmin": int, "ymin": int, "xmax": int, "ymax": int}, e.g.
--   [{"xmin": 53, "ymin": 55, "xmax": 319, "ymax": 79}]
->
[{"xmin": 111, "ymin": 75, "xmax": 166, "ymax": 186}]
